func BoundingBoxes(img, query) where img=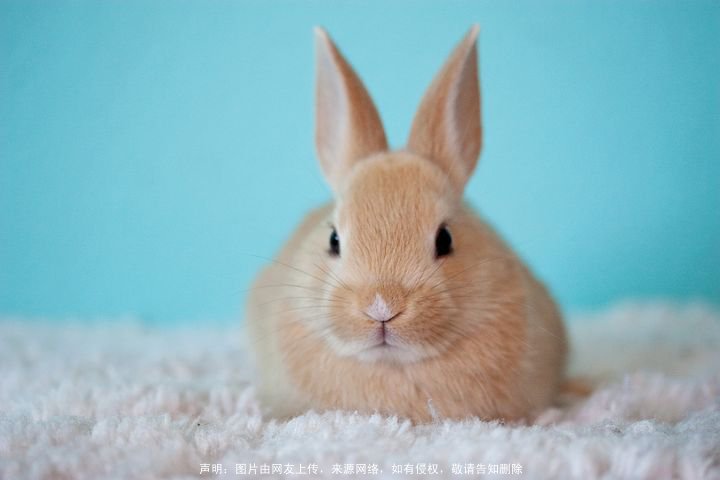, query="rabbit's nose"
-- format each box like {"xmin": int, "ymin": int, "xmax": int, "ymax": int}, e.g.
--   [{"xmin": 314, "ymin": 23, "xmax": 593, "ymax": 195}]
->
[{"xmin": 364, "ymin": 293, "xmax": 402, "ymax": 322}]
